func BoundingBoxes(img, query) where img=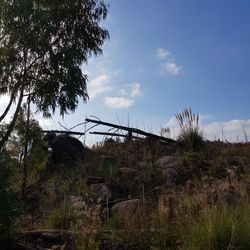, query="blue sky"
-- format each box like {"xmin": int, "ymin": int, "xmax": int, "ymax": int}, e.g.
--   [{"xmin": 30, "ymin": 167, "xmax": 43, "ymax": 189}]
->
[{"xmin": 1, "ymin": 0, "xmax": 250, "ymax": 144}]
